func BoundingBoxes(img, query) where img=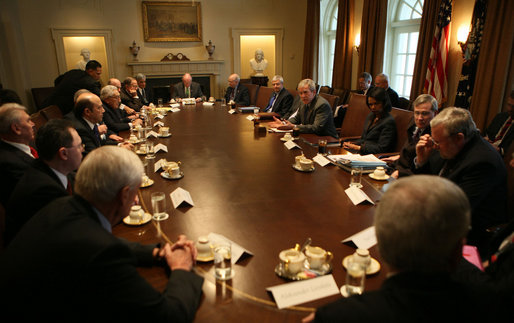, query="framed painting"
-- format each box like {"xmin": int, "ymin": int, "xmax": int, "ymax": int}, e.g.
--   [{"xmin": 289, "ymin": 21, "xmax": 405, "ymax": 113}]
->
[{"xmin": 142, "ymin": 1, "xmax": 202, "ymax": 42}]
